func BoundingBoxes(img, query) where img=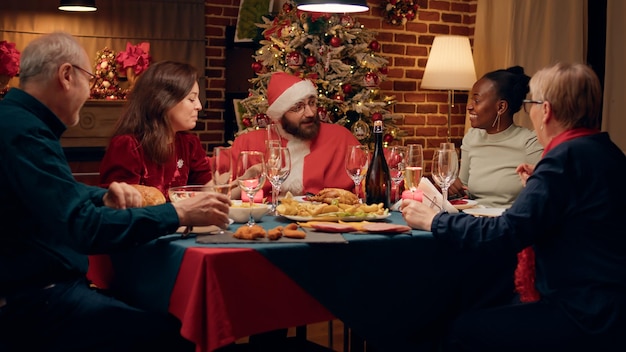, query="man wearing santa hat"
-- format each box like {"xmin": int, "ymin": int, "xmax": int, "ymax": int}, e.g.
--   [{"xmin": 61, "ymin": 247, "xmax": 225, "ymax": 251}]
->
[{"xmin": 228, "ymin": 72, "xmax": 361, "ymax": 198}]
